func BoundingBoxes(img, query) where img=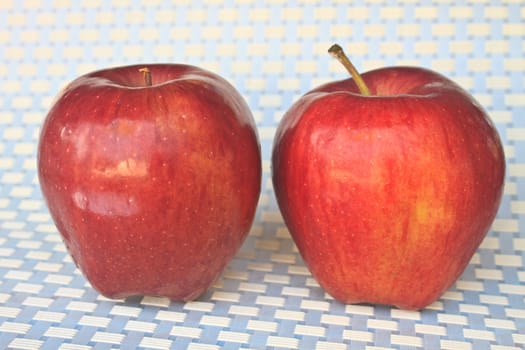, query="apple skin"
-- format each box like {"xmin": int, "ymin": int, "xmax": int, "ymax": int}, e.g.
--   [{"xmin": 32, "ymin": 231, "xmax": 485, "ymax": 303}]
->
[
  {"xmin": 272, "ymin": 67, "xmax": 505, "ymax": 310},
  {"xmin": 38, "ymin": 64, "xmax": 261, "ymax": 301}
]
